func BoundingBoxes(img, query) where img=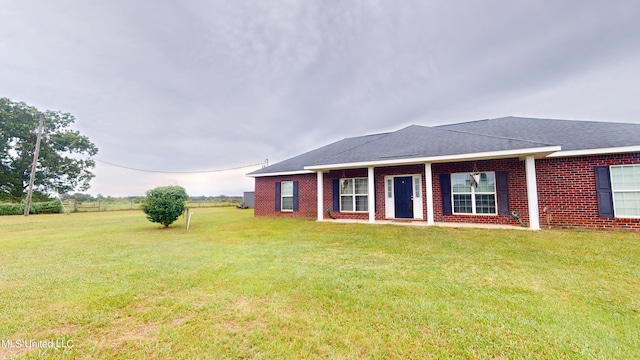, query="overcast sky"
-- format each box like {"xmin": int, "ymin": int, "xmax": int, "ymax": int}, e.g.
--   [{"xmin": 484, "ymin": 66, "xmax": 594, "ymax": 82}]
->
[{"xmin": 2, "ymin": 1, "xmax": 640, "ymax": 197}]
